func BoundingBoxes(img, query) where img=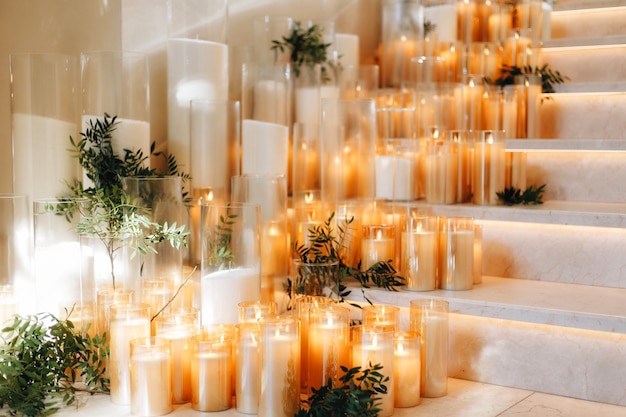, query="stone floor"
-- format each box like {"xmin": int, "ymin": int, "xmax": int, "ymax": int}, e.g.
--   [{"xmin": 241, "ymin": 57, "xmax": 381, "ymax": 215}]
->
[{"xmin": 56, "ymin": 378, "xmax": 626, "ymax": 417}]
